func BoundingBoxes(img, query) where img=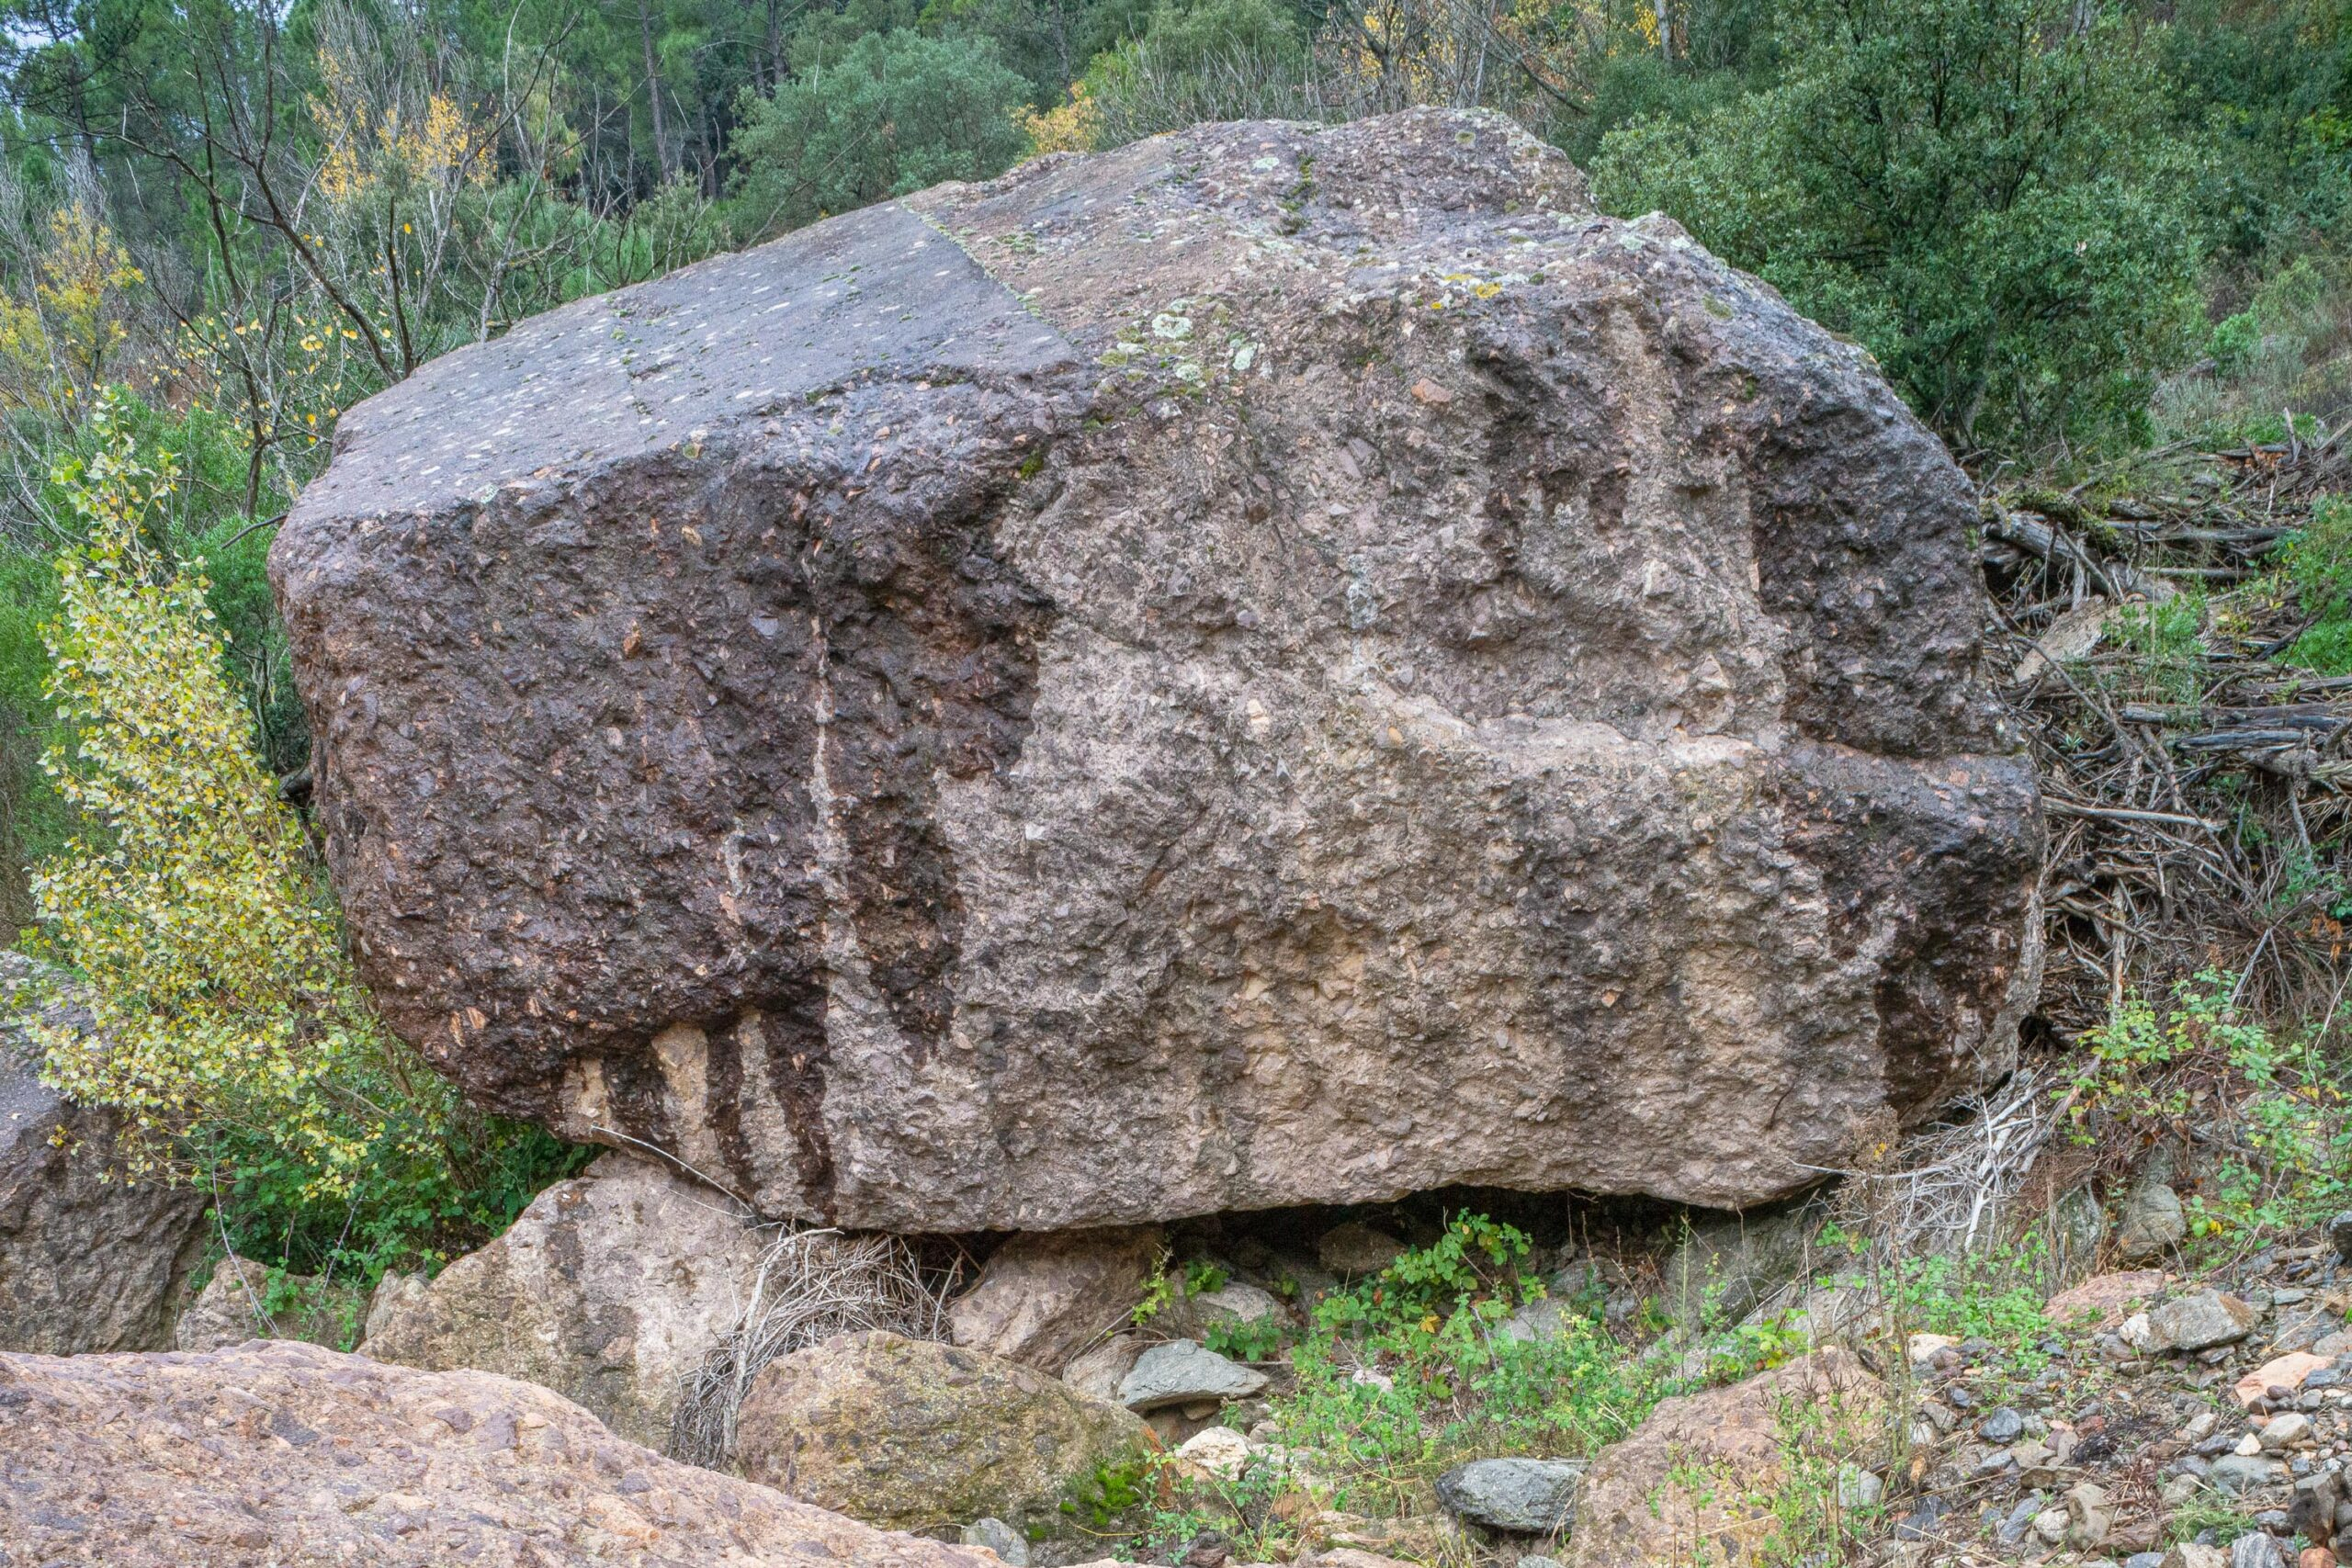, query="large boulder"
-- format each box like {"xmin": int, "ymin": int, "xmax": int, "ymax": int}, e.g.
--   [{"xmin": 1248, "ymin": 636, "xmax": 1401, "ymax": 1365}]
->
[
  {"xmin": 734, "ymin": 1329, "xmax": 1148, "ymax": 1534},
  {"xmin": 0, "ymin": 953, "xmax": 208, "ymax": 1353},
  {"xmin": 359, "ymin": 1152, "xmax": 764, "ymax": 1450},
  {"xmin": 0, "ymin": 1338, "xmax": 1030, "ymax": 1567},
  {"xmin": 271, "ymin": 107, "xmax": 2041, "ymax": 1230}
]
